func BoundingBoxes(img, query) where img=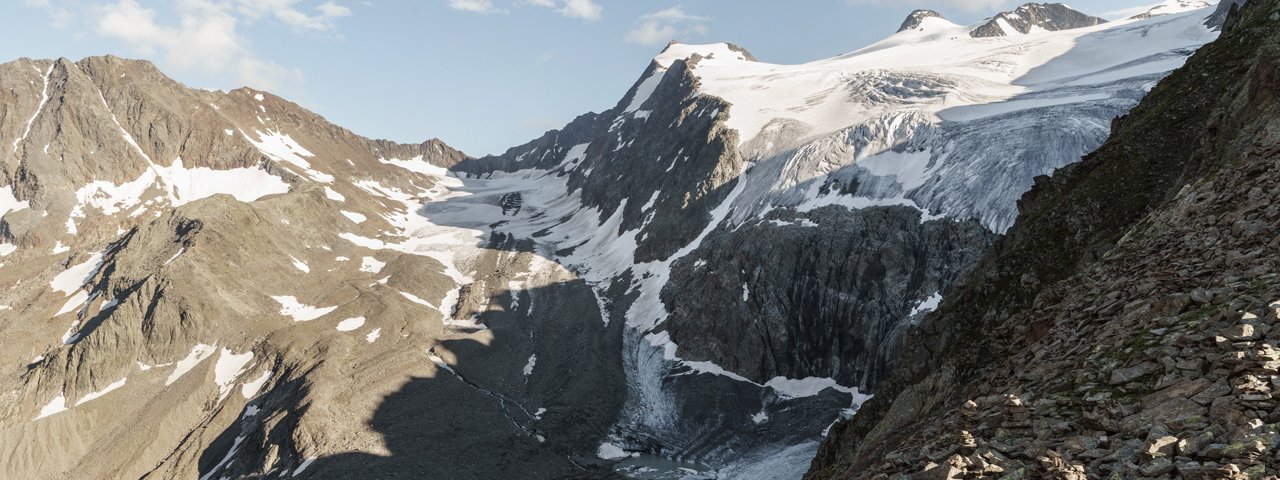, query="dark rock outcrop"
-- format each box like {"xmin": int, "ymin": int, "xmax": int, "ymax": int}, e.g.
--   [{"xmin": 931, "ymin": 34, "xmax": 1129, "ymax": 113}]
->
[
  {"xmin": 661, "ymin": 205, "xmax": 993, "ymax": 388},
  {"xmin": 898, "ymin": 10, "xmax": 946, "ymax": 32},
  {"xmin": 970, "ymin": 3, "xmax": 1107, "ymax": 38}
]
